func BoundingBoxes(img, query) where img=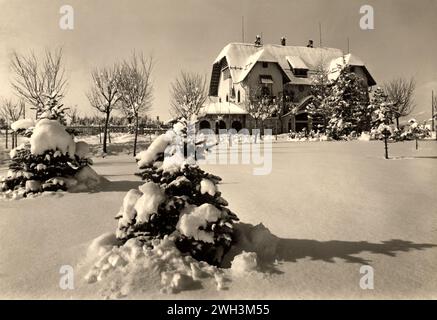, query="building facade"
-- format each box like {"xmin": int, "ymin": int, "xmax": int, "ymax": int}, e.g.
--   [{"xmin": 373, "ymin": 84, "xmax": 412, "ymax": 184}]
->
[{"xmin": 199, "ymin": 40, "xmax": 376, "ymax": 134}]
